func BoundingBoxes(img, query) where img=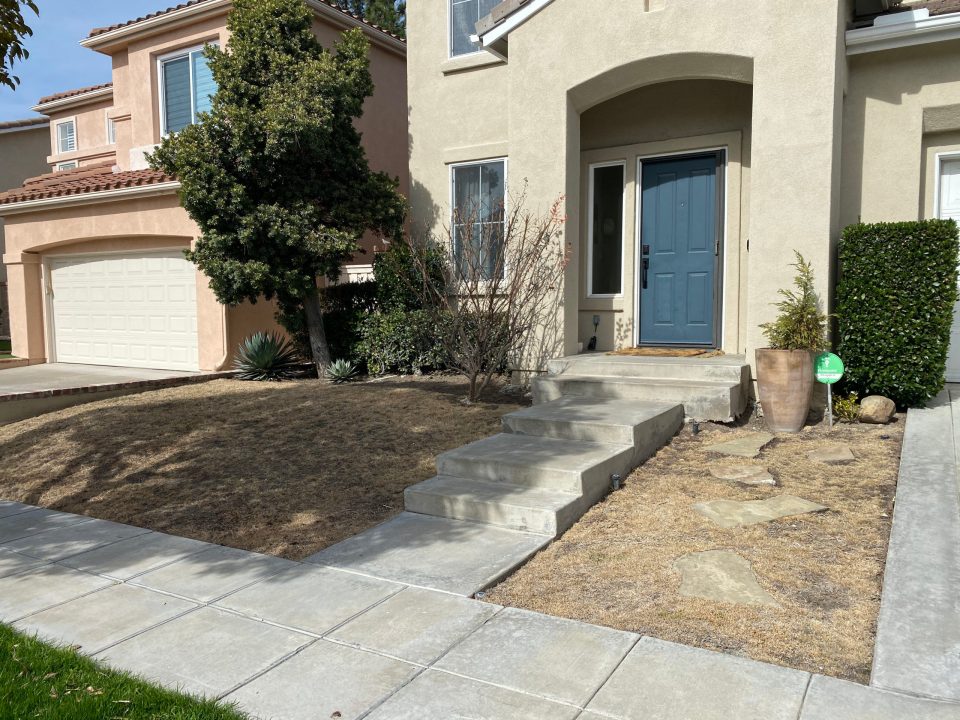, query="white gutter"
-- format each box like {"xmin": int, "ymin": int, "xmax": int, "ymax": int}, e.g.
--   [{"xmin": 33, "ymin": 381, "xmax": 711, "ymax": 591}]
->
[
  {"xmin": 32, "ymin": 87, "xmax": 113, "ymax": 114},
  {"xmin": 0, "ymin": 181, "xmax": 181, "ymax": 216},
  {"xmin": 473, "ymin": 0, "xmax": 554, "ymax": 55},
  {"xmin": 847, "ymin": 10, "xmax": 960, "ymax": 55}
]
